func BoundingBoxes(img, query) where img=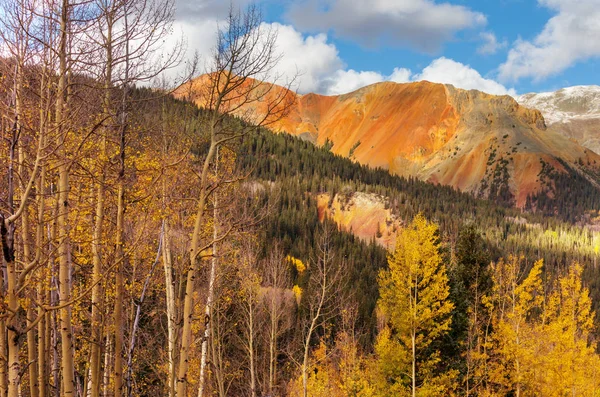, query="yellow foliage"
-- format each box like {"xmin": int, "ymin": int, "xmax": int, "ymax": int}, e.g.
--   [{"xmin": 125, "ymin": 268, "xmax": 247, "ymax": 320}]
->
[
  {"xmin": 287, "ymin": 255, "xmax": 306, "ymax": 273},
  {"xmin": 288, "ymin": 335, "xmax": 377, "ymax": 397},
  {"xmin": 376, "ymin": 213, "xmax": 455, "ymax": 396},
  {"xmin": 477, "ymin": 258, "xmax": 600, "ymax": 396},
  {"xmin": 293, "ymin": 285, "xmax": 303, "ymax": 305}
]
